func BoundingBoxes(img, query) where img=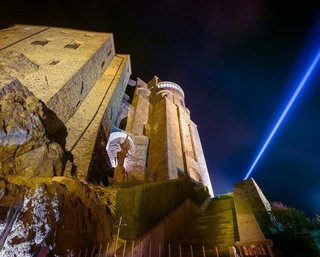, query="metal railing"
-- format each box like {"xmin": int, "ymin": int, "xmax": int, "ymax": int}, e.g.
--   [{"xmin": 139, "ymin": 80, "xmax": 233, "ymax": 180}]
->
[{"xmin": 48, "ymin": 242, "xmax": 241, "ymax": 257}]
